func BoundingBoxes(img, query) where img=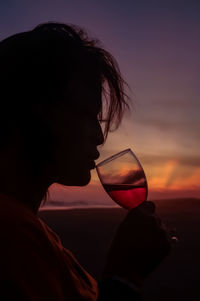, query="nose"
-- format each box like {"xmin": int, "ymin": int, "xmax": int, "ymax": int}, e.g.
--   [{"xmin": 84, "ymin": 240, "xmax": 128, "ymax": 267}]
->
[{"xmin": 94, "ymin": 120, "xmax": 104, "ymax": 146}]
